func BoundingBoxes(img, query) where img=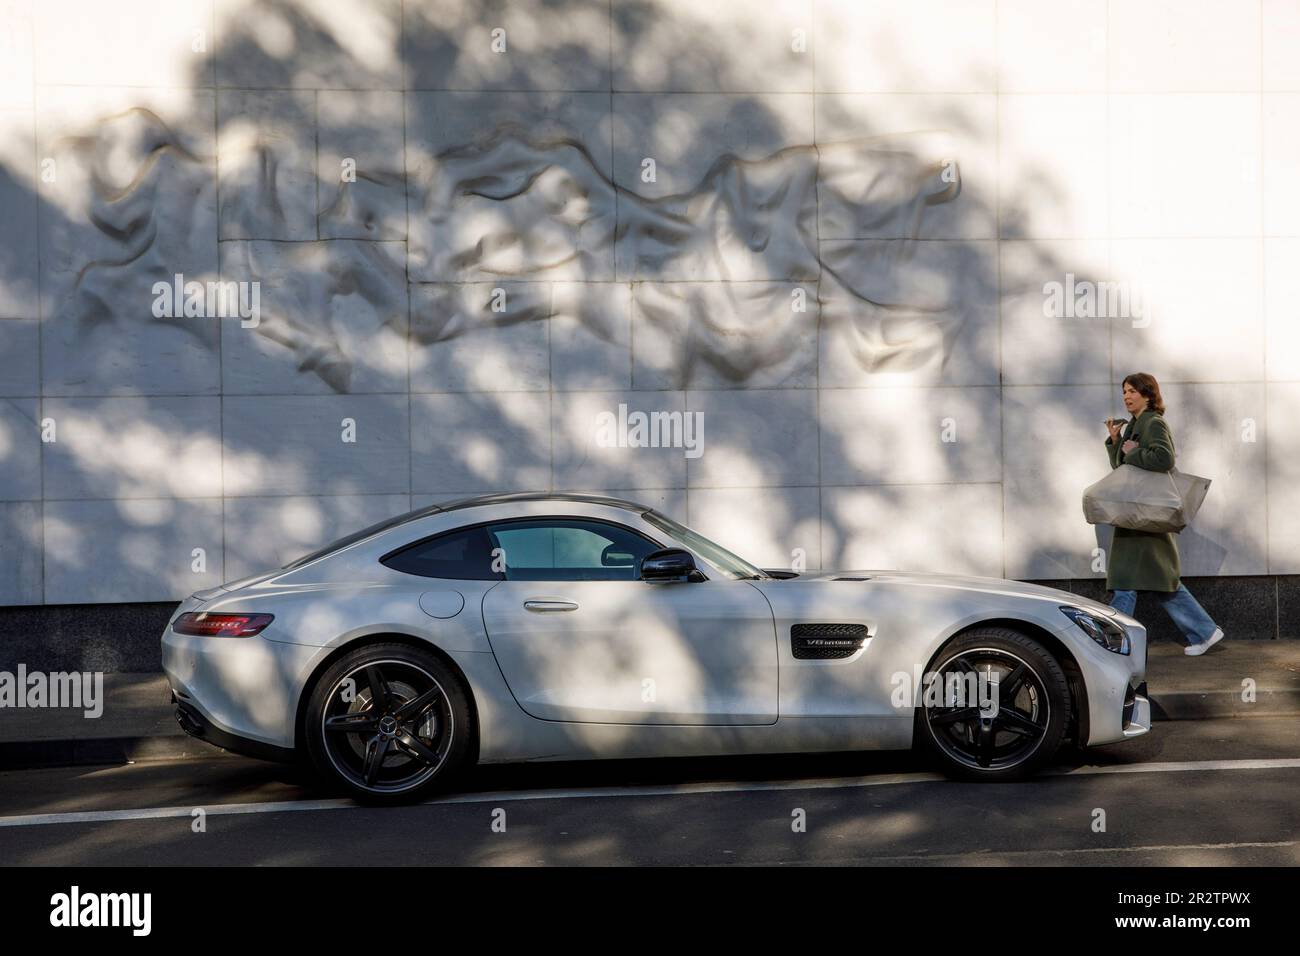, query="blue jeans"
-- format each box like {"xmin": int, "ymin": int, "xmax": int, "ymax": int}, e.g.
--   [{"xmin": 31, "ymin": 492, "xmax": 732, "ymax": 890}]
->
[{"xmin": 1108, "ymin": 584, "xmax": 1219, "ymax": 645}]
